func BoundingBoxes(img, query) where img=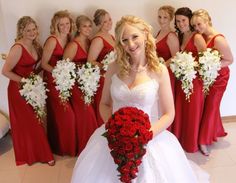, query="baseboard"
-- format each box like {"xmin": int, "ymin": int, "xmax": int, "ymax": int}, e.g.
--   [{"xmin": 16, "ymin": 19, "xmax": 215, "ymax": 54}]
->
[{"xmin": 222, "ymin": 115, "xmax": 236, "ymax": 123}]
